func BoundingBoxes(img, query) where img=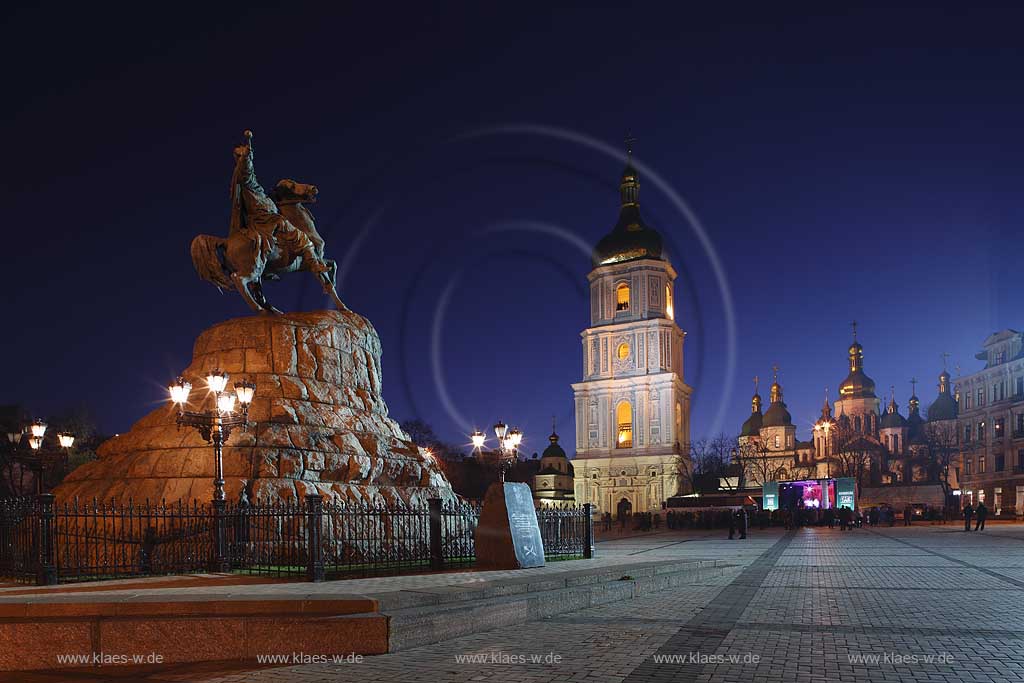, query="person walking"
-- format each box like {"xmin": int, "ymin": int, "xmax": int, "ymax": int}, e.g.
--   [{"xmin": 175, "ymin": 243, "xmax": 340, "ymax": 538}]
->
[
  {"xmin": 975, "ymin": 501, "xmax": 988, "ymax": 531},
  {"xmin": 728, "ymin": 509, "xmax": 737, "ymax": 540},
  {"xmin": 963, "ymin": 502, "xmax": 974, "ymax": 532},
  {"xmin": 904, "ymin": 504, "xmax": 913, "ymax": 526}
]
